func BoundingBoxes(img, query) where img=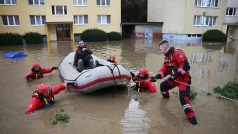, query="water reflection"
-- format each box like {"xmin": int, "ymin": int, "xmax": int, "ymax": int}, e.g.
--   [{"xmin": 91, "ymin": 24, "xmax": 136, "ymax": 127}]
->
[{"xmin": 121, "ymin": 99, "xmax": 149, "ymax": 134}]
